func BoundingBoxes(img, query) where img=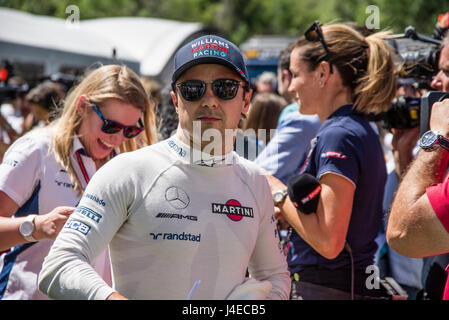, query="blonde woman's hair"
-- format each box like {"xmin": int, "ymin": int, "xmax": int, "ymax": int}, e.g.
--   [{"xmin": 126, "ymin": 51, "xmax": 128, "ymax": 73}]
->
[
  {"xmin": 50, "ymin": 64, "xmax": 157, "ymax": 195},
  {"xmin": 295, "ymin": 23, "xmax": 397, "ymax": 115}
]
